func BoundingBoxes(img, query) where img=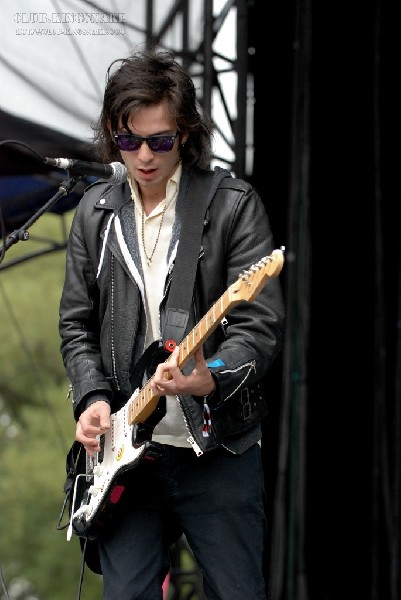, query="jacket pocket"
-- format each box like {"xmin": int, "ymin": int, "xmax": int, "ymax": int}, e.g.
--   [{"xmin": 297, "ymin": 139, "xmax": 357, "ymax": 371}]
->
[{"xmin": 212, "ymin": 381, "xmax": 268, "ymax": 441}]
